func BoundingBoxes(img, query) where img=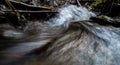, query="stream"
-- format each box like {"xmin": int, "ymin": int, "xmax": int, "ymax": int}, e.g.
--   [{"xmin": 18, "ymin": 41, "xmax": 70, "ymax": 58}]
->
[{"xmin": 0, "ymin": 5, "xmax": 120, "ymax": 65}]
